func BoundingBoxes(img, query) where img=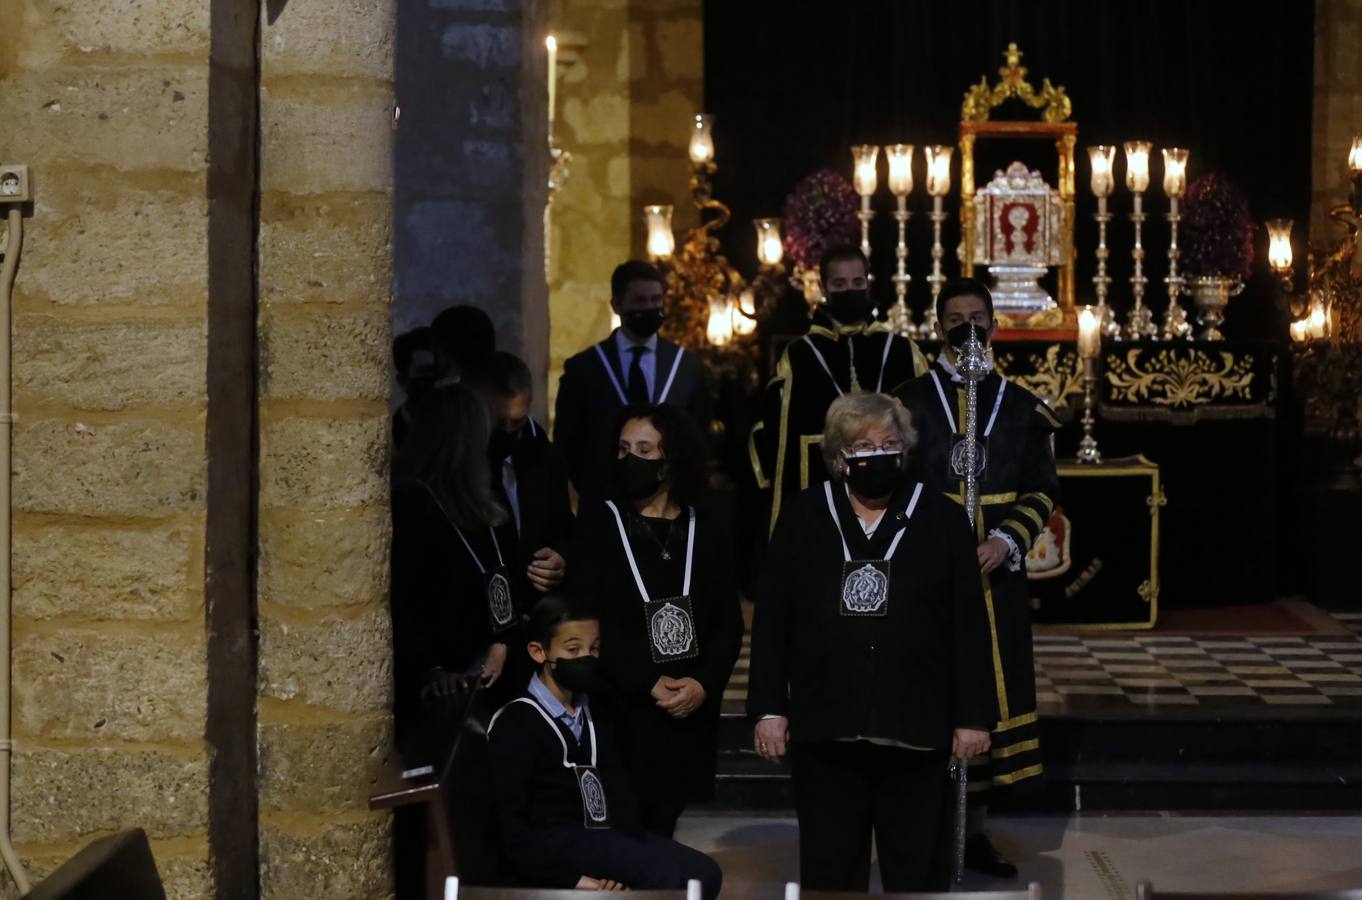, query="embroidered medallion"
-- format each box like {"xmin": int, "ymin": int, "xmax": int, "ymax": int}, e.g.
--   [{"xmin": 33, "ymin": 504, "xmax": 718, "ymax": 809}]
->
[
  {"xmin": 841, "ymin": 559, "xmax": 891, "ymax": 617},
  {"xmin": 575, "ymin": 766, "xmax": 611, "ymax": 829},
  {"xmin": 949, "ymin": 433, "xmax": 989, "ymax": 481},
  {"xmin": 644, "ymin": 596, "xmax": 700, "ymax": 664},
  {"xmin": 486, "ymin": 568, "xmax": 515, "ymax": 632}
]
